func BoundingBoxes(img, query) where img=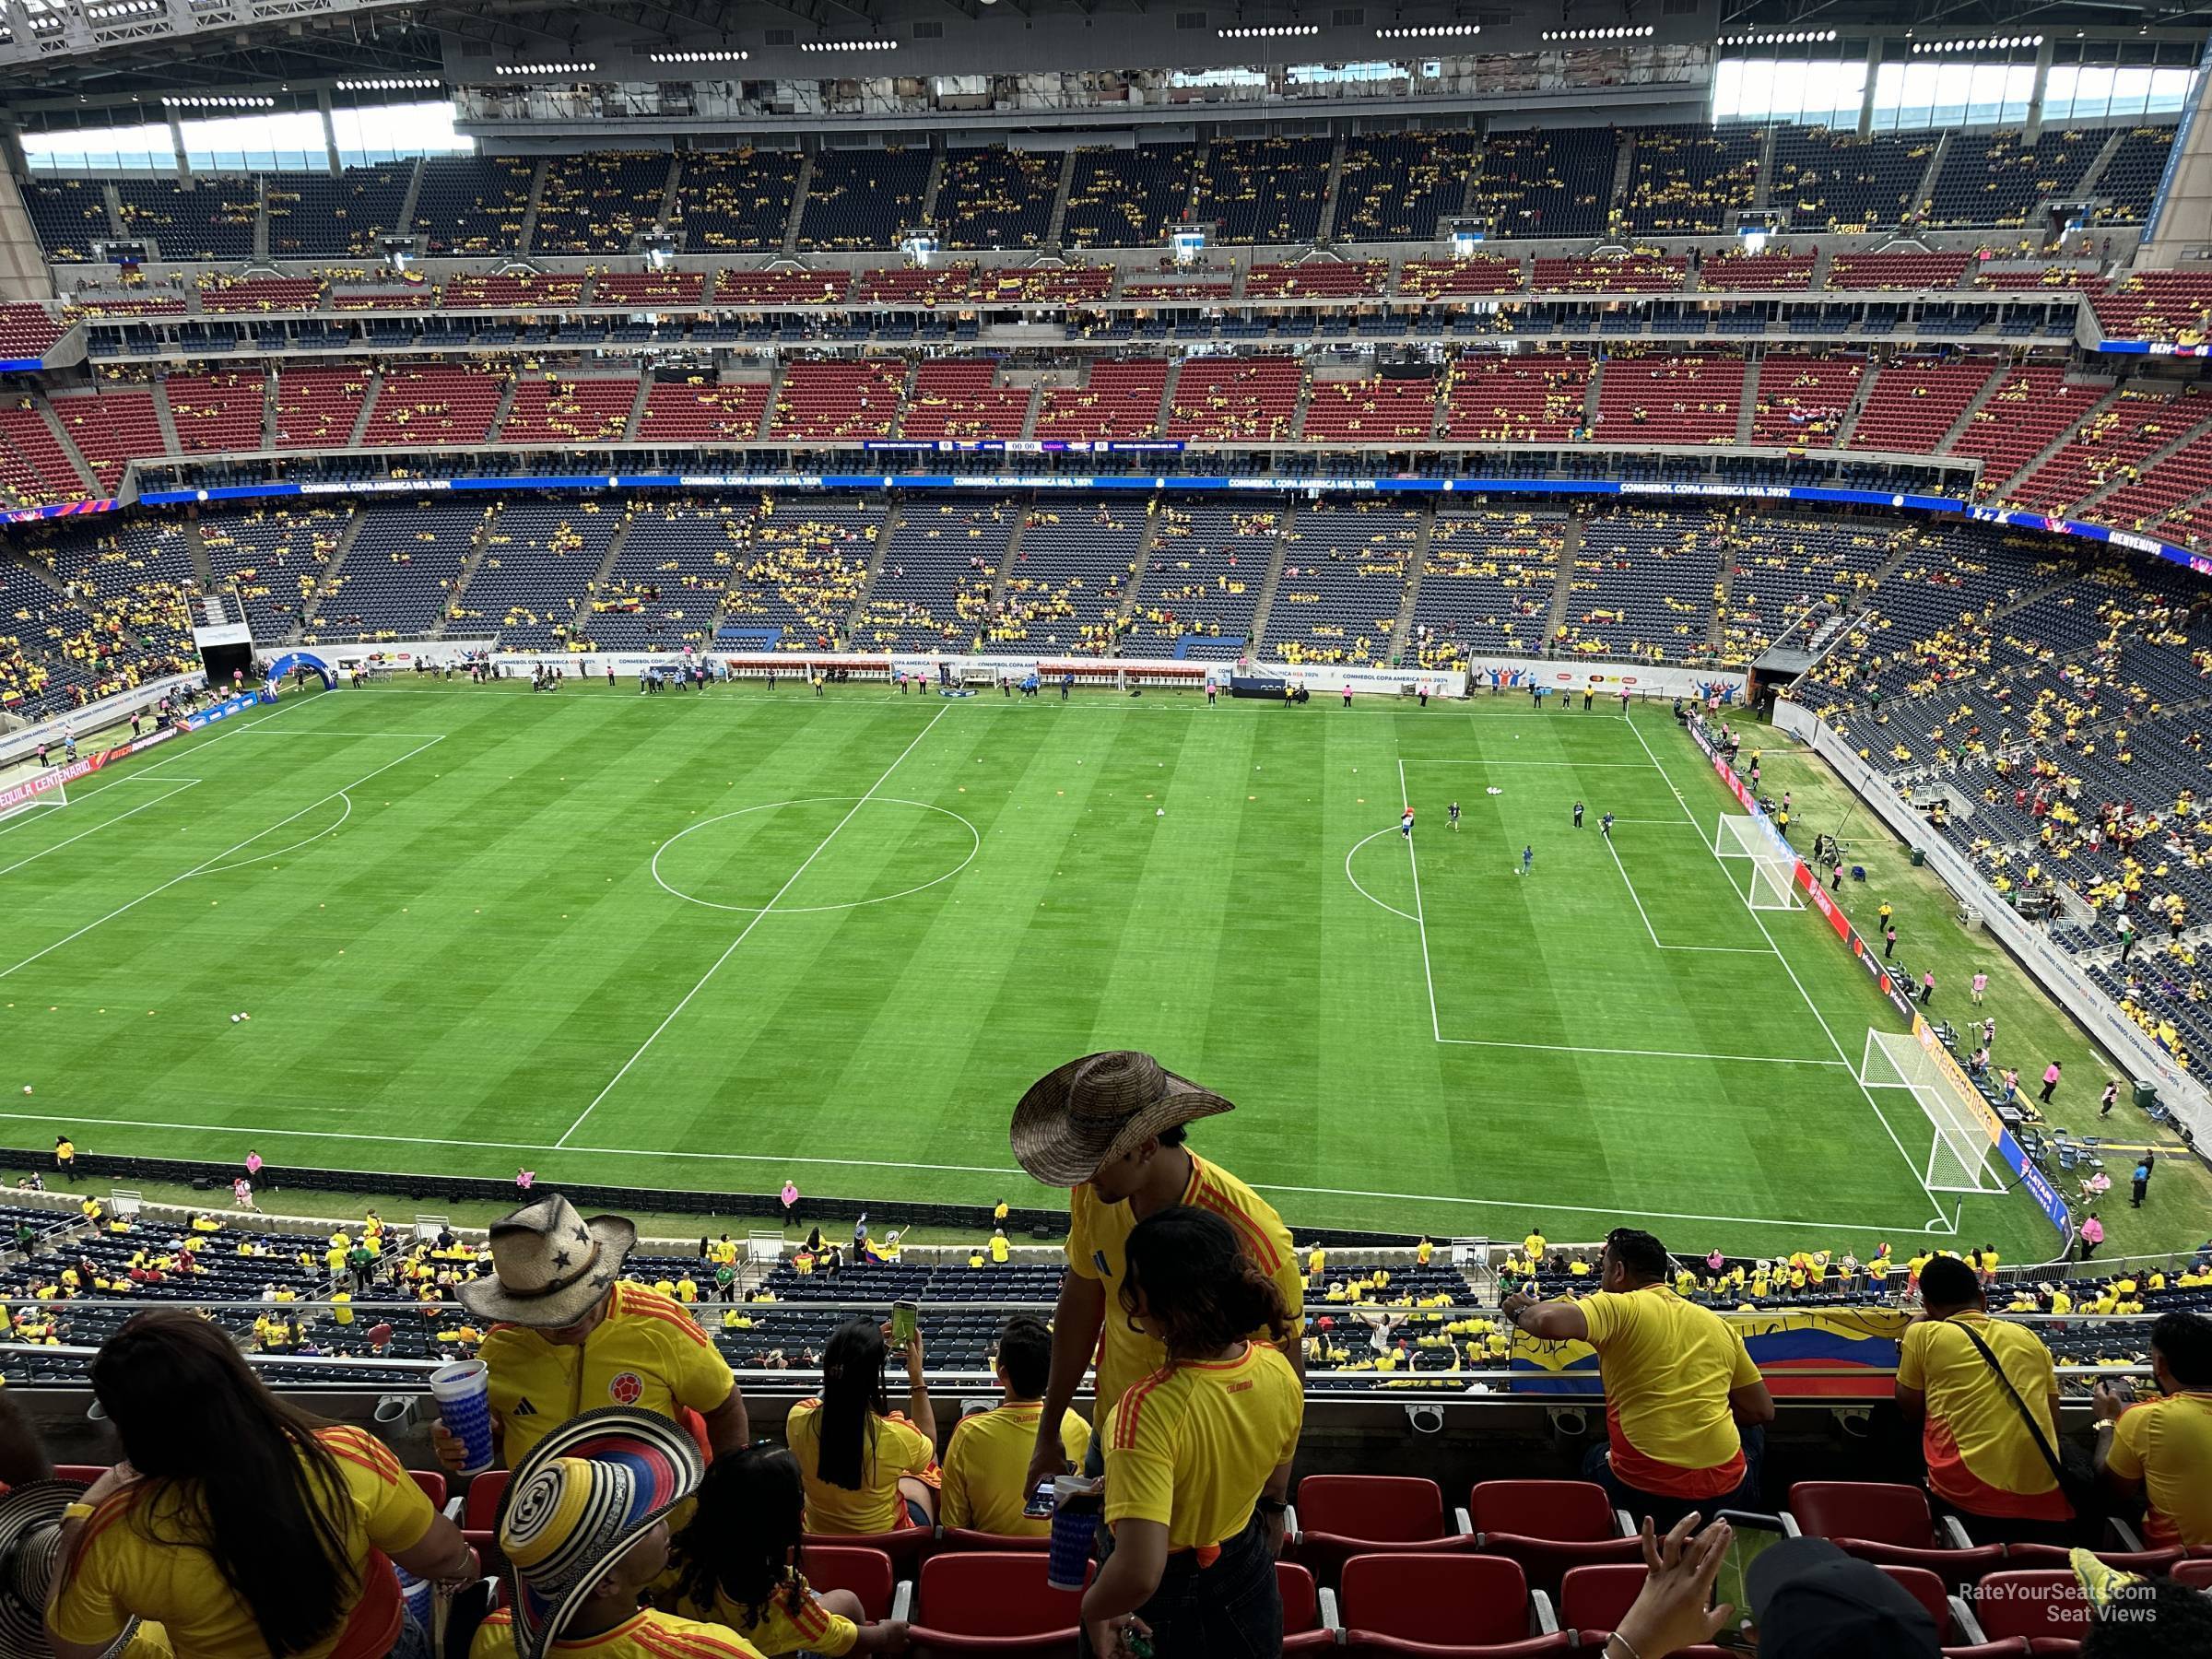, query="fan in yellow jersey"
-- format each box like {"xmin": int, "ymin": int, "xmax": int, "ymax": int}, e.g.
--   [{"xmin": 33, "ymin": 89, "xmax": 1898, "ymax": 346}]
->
[
  {"xmin": 45, "ymin": 1311, "xmax": 477, "ymax": 1659},
  {"xmin": 1081, "ymin": 1206, "xmax": 1302, "ymax": 1659},
  {"xmin": 471, "ymin": 1407, "xmax": 760, "ymax": 1659},
  {"xmin": 439, "ymin": 1194, "xmax": 748, "ymax": 1476},
  {"xmin": 2094, "ymin": 1310, "xmax": 2212, "ymax": 1547},
  {"xmin": 1007, "ymin": 1052, "xmax": 1304, "ymax": 1506},
  {"xmin": 784, "ymin": 1317, "xmax": 938, "ymax": 1535},
  {"xmin": 658, "ymin": 1446, "xmax": 910, "ymax": 1653},
  {"xmin": 940, "ymin": 1316, "xmax": 1091, "ymax": 1537}
]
